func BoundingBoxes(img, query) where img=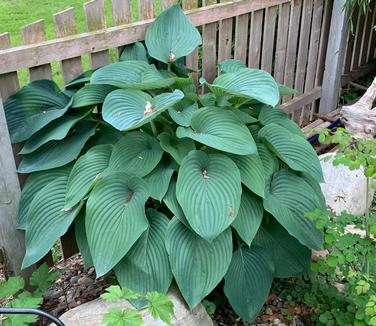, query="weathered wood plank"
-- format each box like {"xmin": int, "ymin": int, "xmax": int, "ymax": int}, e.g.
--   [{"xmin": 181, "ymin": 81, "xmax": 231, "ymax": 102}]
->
[
  {"xmin": 274, "ymin": 2, "xmax": 290, "ymax": 83},
  {"xmin": 351, "ymin": 7, "xmax": 366, "ymax": 70},
  {"xmin": 360, "ymin": 5, "xmax": 373, "ymax": 65},
  {"xmin": 343, "ymin": 4, "xmax": 359, "ymax": 73},
  {"xmin": 248, "ymin": 9, "xmax": 264, "ymax": 68},
  {"xmin": 341, "ymin": 62, "xmax": 376, "ymax": 86},
  {"xmin": 161, "ymin": 0, "xmax": 176, "ymax": 10},
  {"xmin": 218, "ymin": 0, "xmax": 233, "ymax": 63},
  {"xmin": 280, "ymin": 87, "xmax": 322, "ymax": 113},
  {"xmin": 21, "ymin": 20, "xmax": 52, "ymax": 81},
  {"xmin": 54, "ymin": 8, "xmax": 83, "ymax": 84},
  {"xmin": 319, "ymin": 0, "xmax": 348, "ymax": 114},
  {"xmin": 234, "ymin": 14, "xmax": 249, "ymax": 63},
  {"xmin": 84, "ymin": 0, "xmax": 109, "ymax": 68},
  {"xmin": 61, "ymin": 226, "xmax": 79, "ymax": 259},
  {"xmin": 0, "ymin": 0, "xmax": 291, "ymax": 74},
  {"xmin": 261, "ymin": 6, "xmax": 277, "ymax": 73},
  {"xmin": 112, "ymin": 0, "xmax": 132, "ymax": 25},
  {"xmin": 368, "ymin": 1, "xmax": 376, "ymax": 60},
  {"xmin": 138, "ymin": 0, "xmax": 155, "ymax": 19}
]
